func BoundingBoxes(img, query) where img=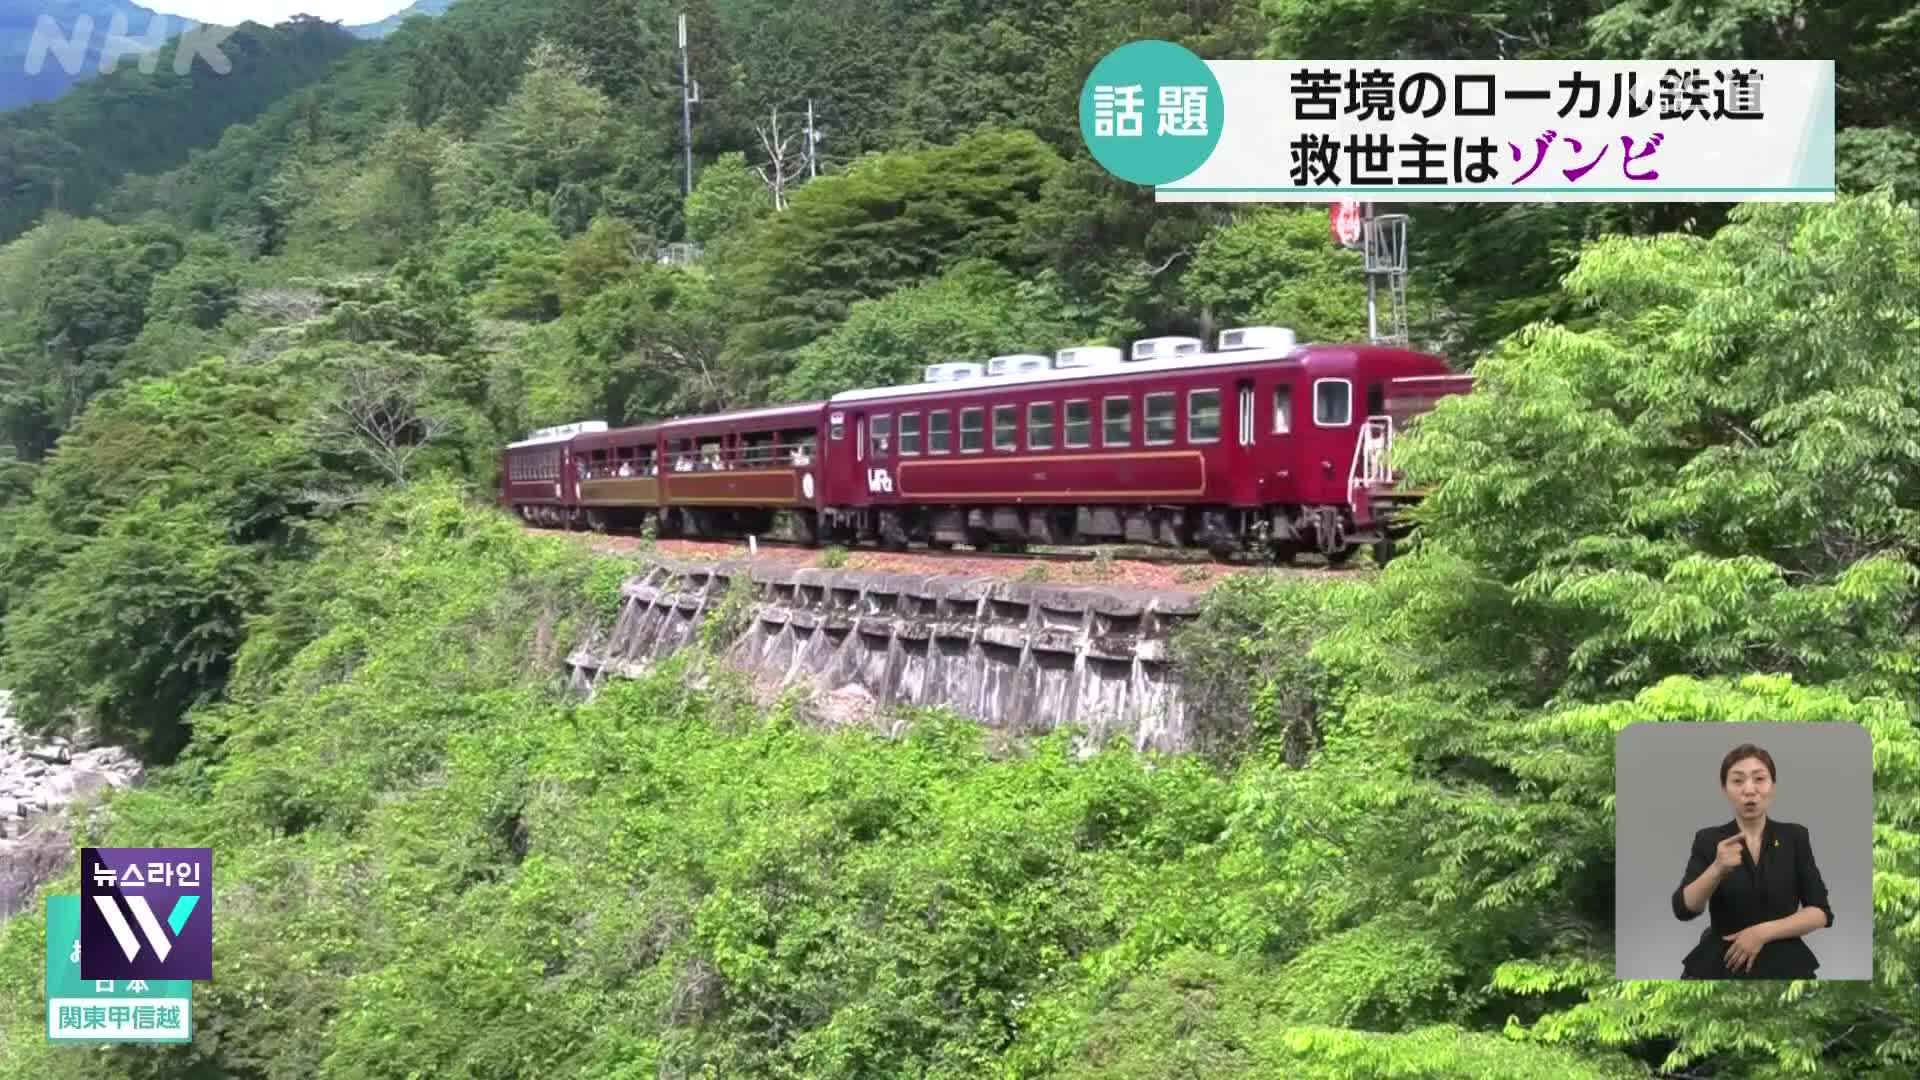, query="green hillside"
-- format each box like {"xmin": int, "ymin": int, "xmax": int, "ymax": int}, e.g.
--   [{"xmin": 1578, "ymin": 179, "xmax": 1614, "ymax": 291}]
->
[
  {"xmin": 0, "ymin": 0, "xmax": 1917, "ymax": 1077},
  {"xmin": 0, "ymin": 16, "xmax": 362, "ymax": 242}
]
